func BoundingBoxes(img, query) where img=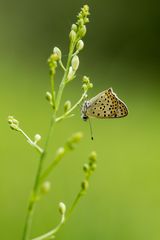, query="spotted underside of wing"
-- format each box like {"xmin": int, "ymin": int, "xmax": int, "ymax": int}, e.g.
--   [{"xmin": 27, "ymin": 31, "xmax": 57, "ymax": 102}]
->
[{"xmin": 86, "ymin": 88, "xmax": 128, "ymax": 119}]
